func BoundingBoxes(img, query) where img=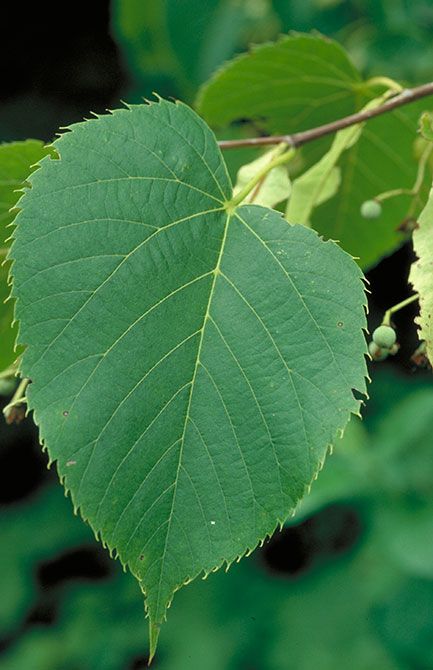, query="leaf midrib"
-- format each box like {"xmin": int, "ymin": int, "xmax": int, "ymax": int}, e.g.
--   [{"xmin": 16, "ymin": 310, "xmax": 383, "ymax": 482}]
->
[{"xmin": 152, "ymin": 209, "xmax": 231, "ymax": 615}]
